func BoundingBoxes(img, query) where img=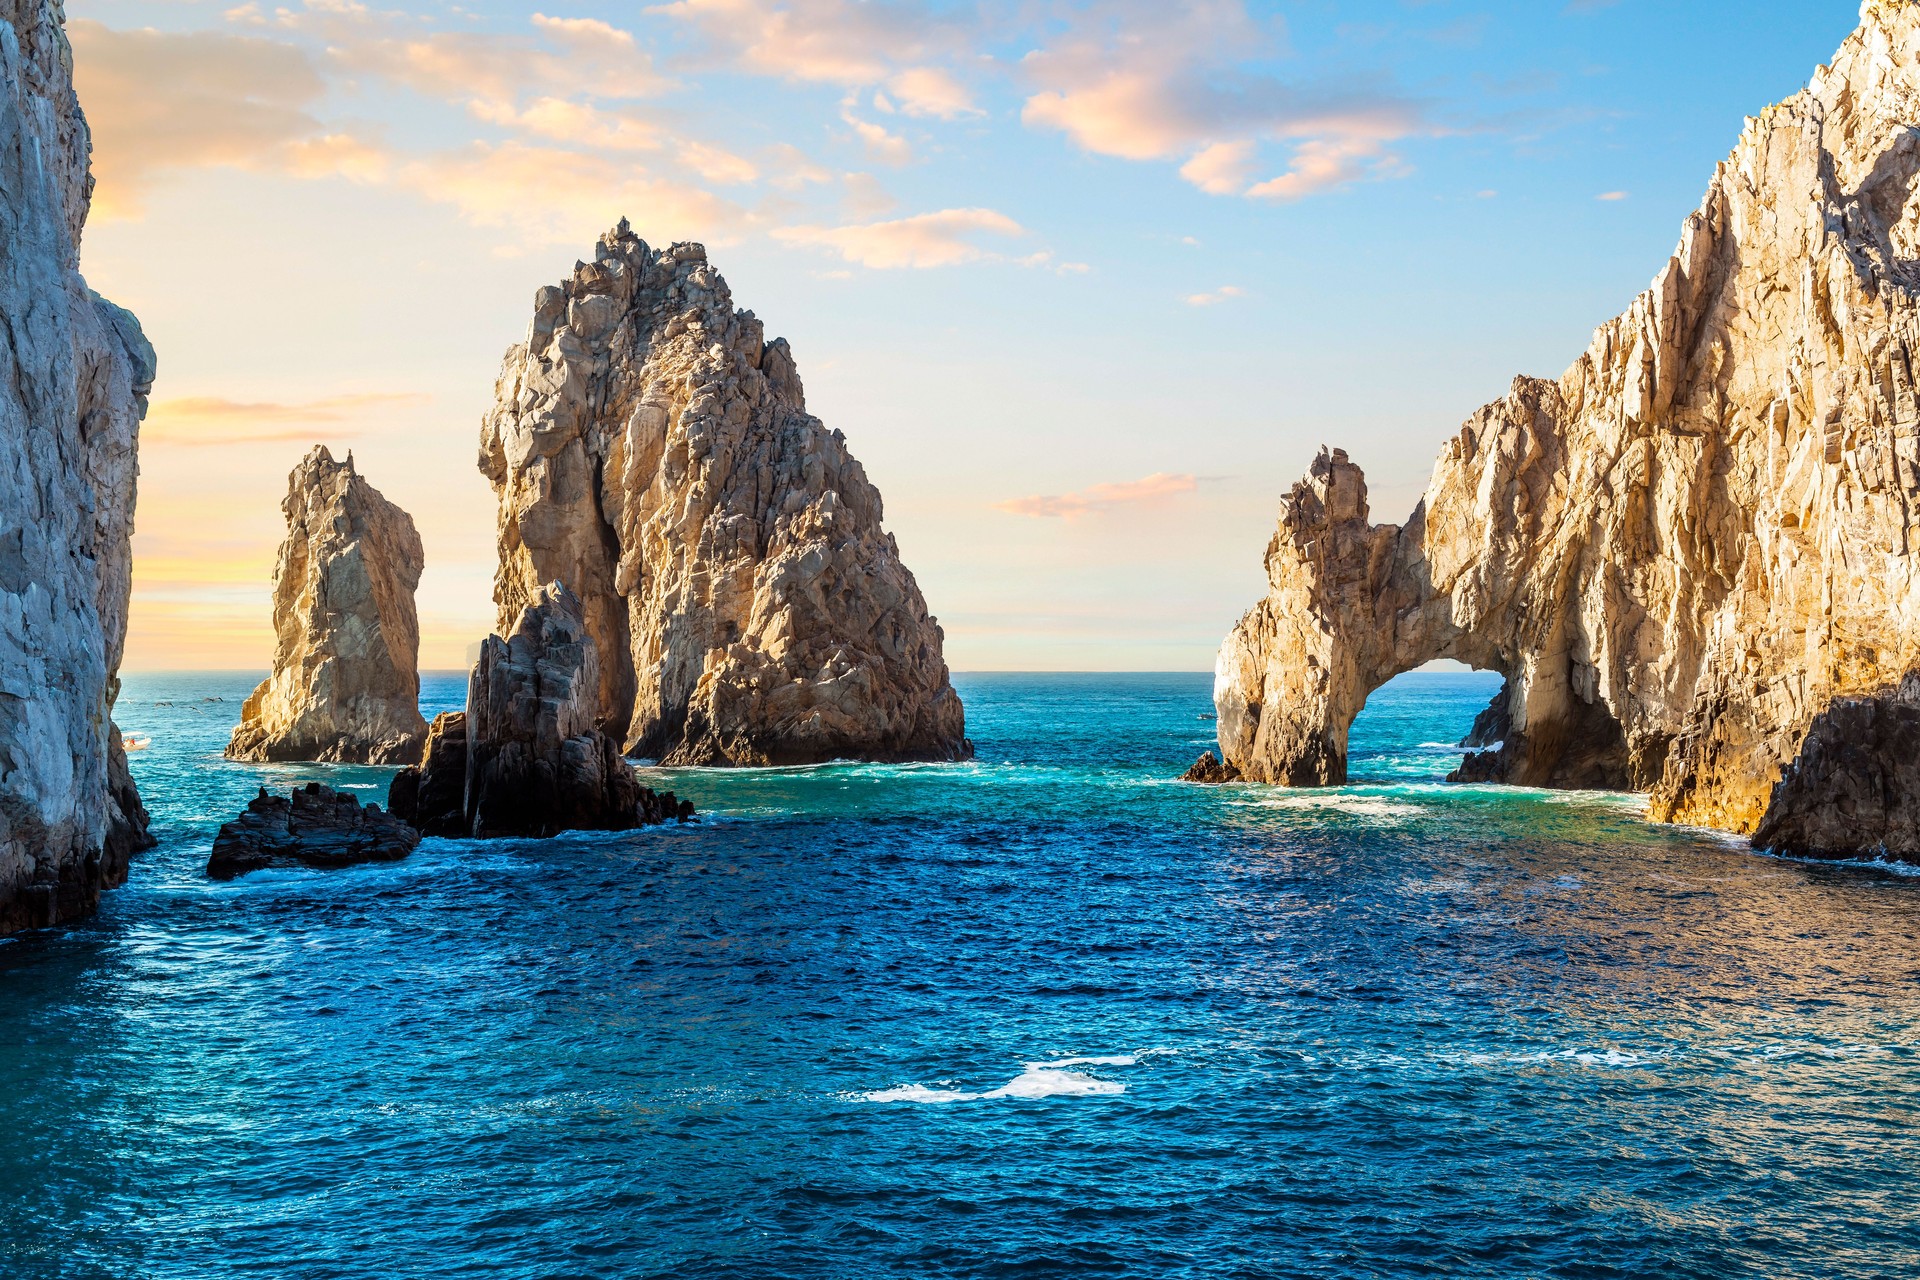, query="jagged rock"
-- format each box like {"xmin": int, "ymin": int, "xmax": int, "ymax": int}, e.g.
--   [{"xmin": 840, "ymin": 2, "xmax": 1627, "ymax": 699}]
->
[
  {"xmin": 479, "ymin": 223, "xmax": 969, "ymax": 766},
  {"xmin": 386, "ymin": 712, "xmax": 468, "ymax": 836},
  {"xmin": 0, "ymin": 1, "xmax": 157, "ymax": 934},
  {"xmin": 389, "ymin": 583, "xmax": 694, "ymax": 838},
  {"xmin": 1207, "ymin": 3, "xmax": 1920, "ymax": 839},
  {"xmin": 207, "ymin": 783, "xmax": 421, "ymax": 880},
  {"xmin": 226, "ymin": 446, "xmax": 427, "ymax": 765},
  {"xmin": 1182, "ymin": 752, "xmax": 1242, "ymax": 784},
  {"xmin": 1751, "ymin": 676, "xmax": 1920, "ymax": 865}
]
